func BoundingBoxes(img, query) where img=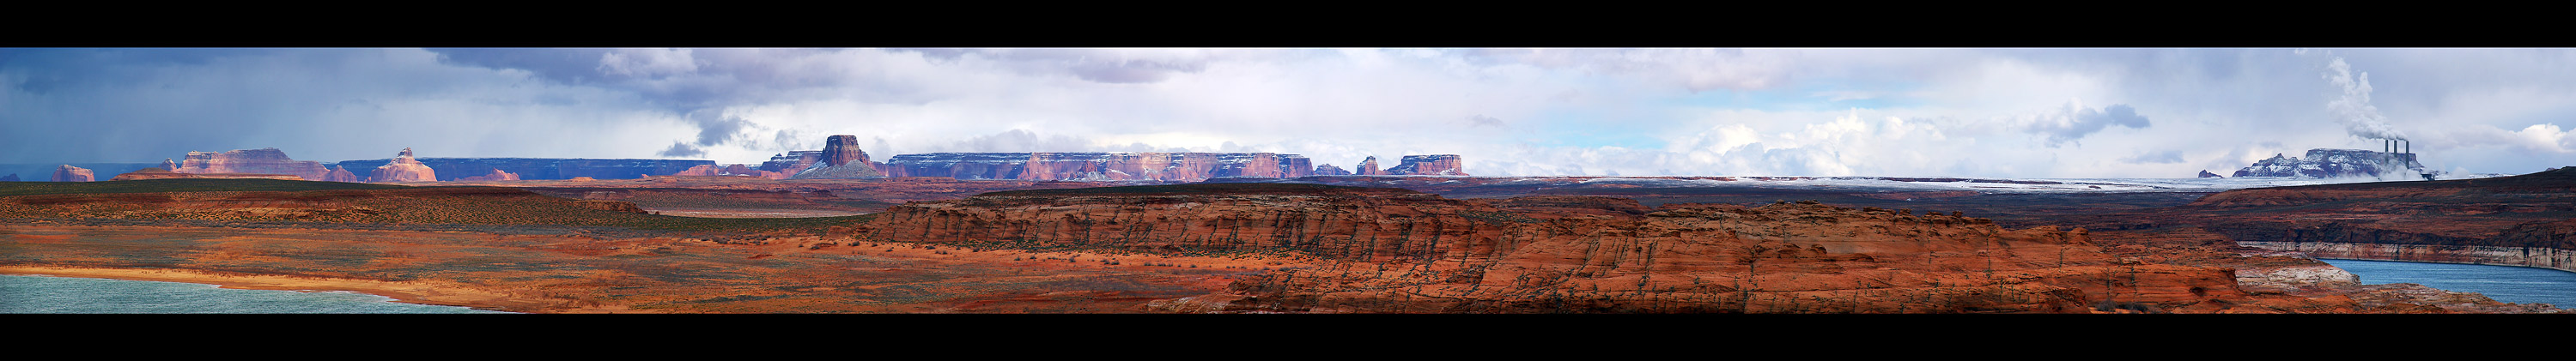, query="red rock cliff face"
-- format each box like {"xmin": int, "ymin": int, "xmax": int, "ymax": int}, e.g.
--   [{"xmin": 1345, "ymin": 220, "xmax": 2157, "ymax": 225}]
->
[
  {"xmin": 369, "ymin": 148, "xmax": 438, "ymax": 183},
  {"xmin": 175, "ymin": 148, "xmax": 331, "ymax": 180},
  {"xmin": 855, "ymin": 185, "xmax": 2251, "ymax": 313},
  {"xmin": 1356, "ymin": 156, "xmax": 1384, "ymax": 176},
  {"xmin": 1385, "ymin": 154, "xmax": 1466, "ymax": 176},
  {"xmin": 52, "ymin": 165, "xmax": 94, "ymax": 182}
]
